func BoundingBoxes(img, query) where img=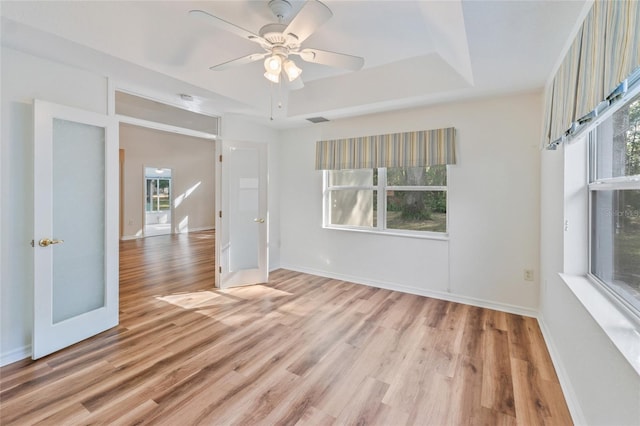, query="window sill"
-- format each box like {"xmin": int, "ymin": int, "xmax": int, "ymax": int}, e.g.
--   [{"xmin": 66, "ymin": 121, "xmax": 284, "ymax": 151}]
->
[
  {"xmin": 323, "ymin": 225, "xmax": 449, "ymax": 241},
  {"xmin": 559, "ymin": 273, "xmax": 640, "ymax": 376}
]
